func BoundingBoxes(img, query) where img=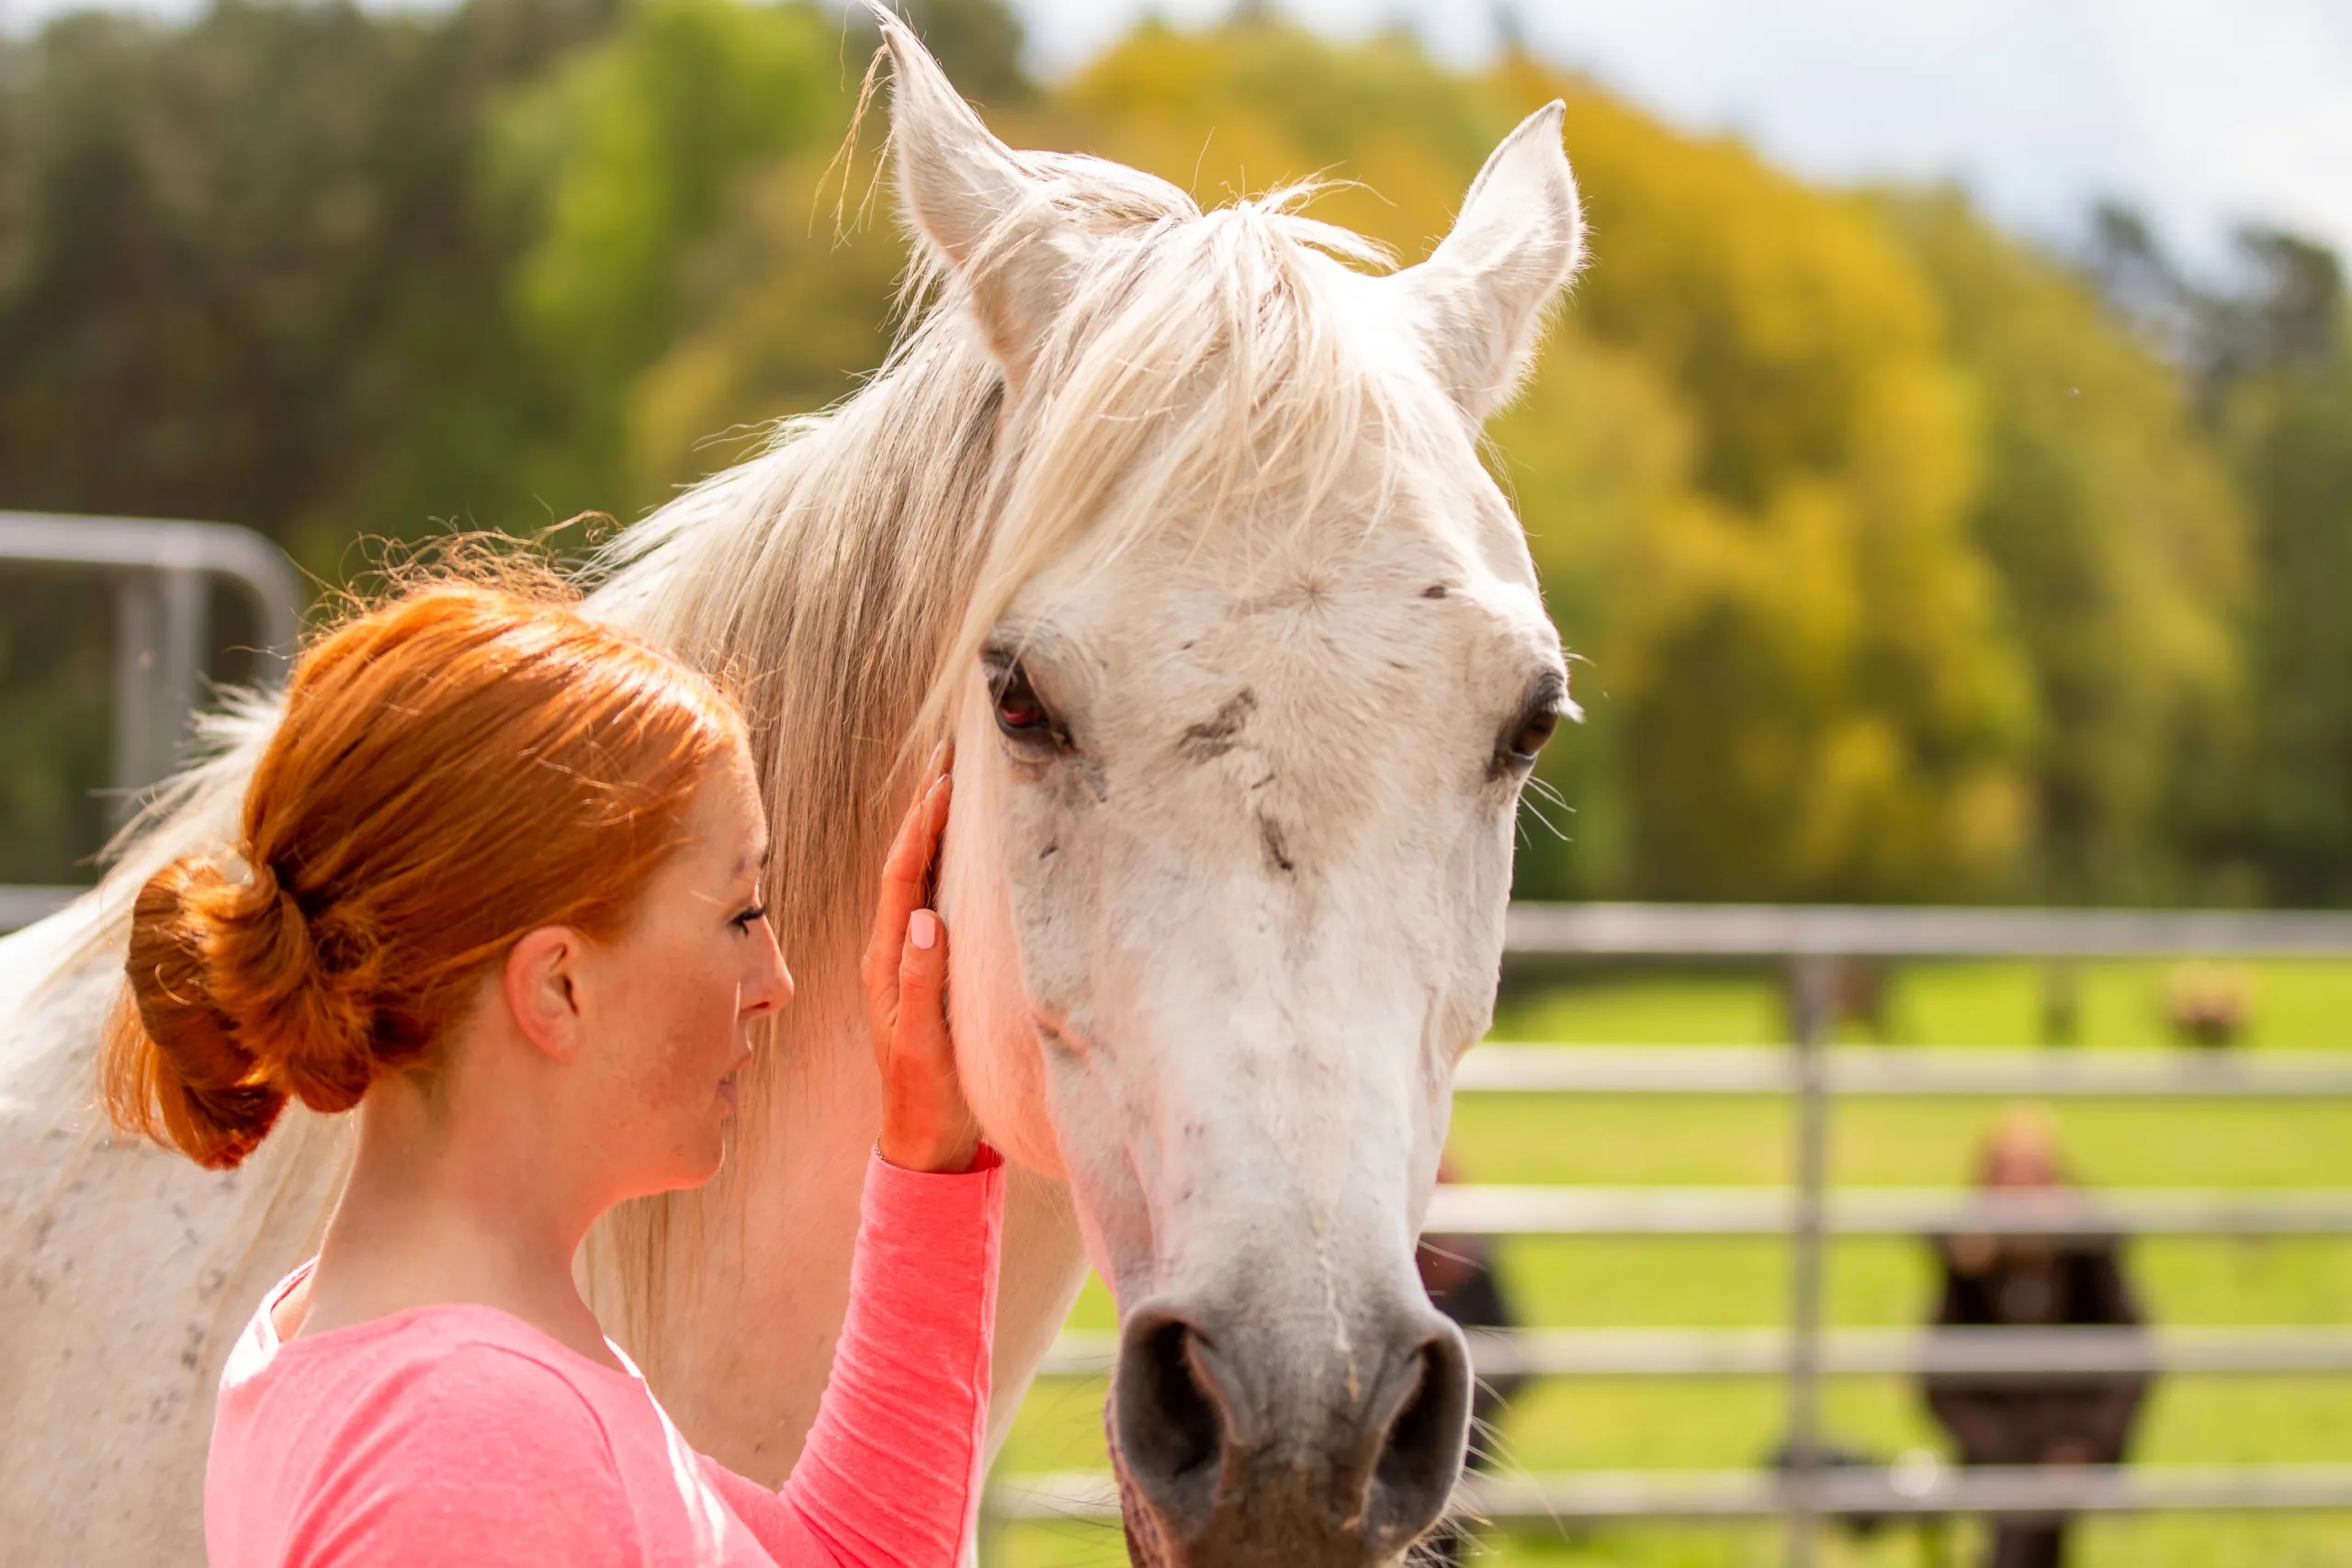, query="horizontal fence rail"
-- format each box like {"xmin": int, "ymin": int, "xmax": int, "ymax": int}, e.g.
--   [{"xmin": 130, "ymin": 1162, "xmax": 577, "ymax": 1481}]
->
[
  {"xmin": 1506, "ymin": 901, "xmax": 2352, "ymax": 959},
  {"xmin": 1035, "ymin": 1325, "xmax": 2352, "ymax": 1381},
  {"xmin": 0, "ymin": 512, "xmax": 302, "ymax": 654},
  {"xmin": 1454, "ymin": 1043, "xmax": 2352, "ymax": 1098},
  {"xmin": 990, "ymin": 1465, "xmax": 2352, "ymax": 1524},
  {"xmin": 1421, "ymin": 1183, "xmax": 2352, "ymax": 1237},
  {"xmin": 0, "ymin": 885, "xmax": 75, "ymax": 934}
]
